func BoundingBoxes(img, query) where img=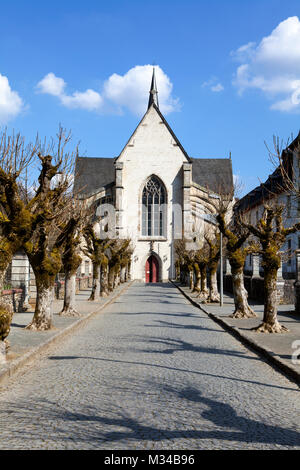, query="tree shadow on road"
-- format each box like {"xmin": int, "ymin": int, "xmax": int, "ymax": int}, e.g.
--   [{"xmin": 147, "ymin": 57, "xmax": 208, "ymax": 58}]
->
[
  {"xmin": 128, "ymin": 335, "xmax": 260, "ymax": 361},
  {"xmin": 1, "ymin": 384, "xmax": 299, "ymax": 449},
  {"xmin": 142, "ymin": 319, "xmax": 223, "ymax": 334},
  {"xmin": 47, "ymin": 354, "xmax": 298, "ymax": 392}
]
